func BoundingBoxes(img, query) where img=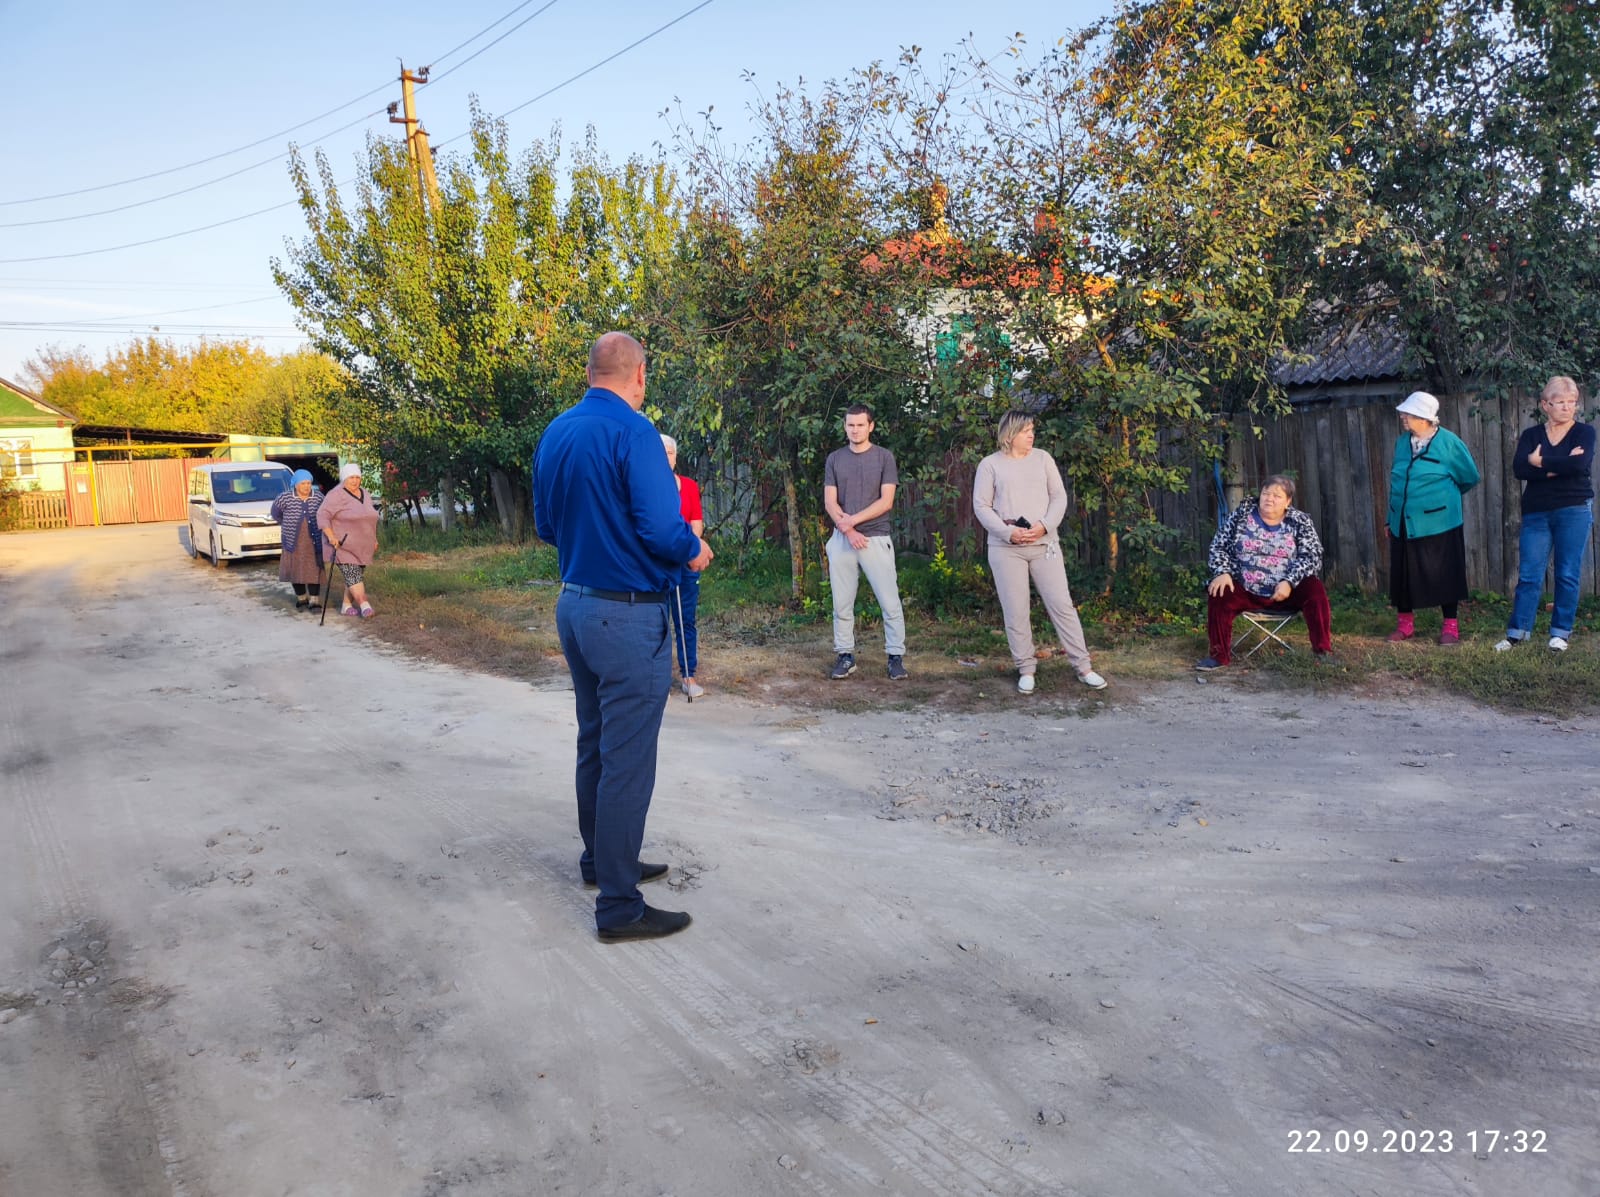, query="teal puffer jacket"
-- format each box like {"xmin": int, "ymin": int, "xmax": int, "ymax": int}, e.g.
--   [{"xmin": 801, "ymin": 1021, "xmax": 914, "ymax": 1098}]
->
[{"xmin": 1386, "ymin": 428, "xmax": 1480, "ymax": 539}]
